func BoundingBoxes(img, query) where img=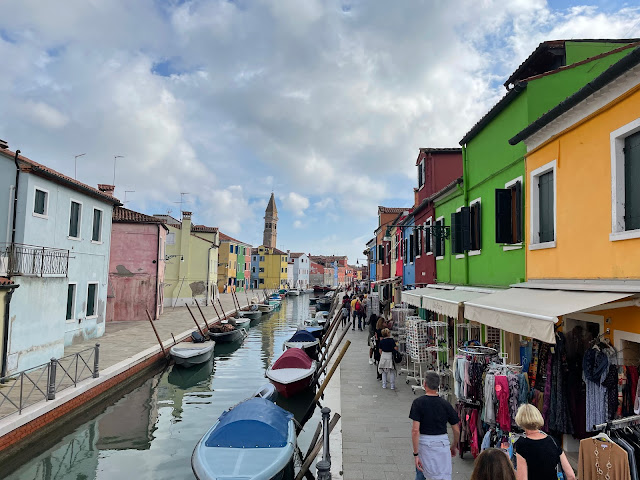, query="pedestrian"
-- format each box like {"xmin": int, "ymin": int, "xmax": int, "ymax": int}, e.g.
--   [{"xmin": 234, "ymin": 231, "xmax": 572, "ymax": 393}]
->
[
  {"xmin": 367, "ymin": 313, "xmax": 377, "ymax": 365},
  {"xmin": 410, "ymin": 371, "xmax": 461, "ymax": 480},
  {"xmin": 350, "ymin": 295, "xmax": 358, "ymax": 330},
  {"xmin": 514, "ymin": 404, "xmax": 575, "ymax": 480},
  {"xmin": 374, "ymin": 316, "xmax": 386, "ymax": 380},
  {"xmin": 378, "ymin": 328, "xmax": 397, "ymax": 389},
  {"xmin": 341, "ymin": 302, "xmax": 349, "ymax": 328},
  {"xmin": 358, "ymin": 294, "xmax": 366, "ymax": 330},
  {"xmin": 353, "ymin": 296, "xmax": 364, "ymax": 330},
  {"xmin": 470, "ymin": 448, "xmax": 516, "ymax": 480}
]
